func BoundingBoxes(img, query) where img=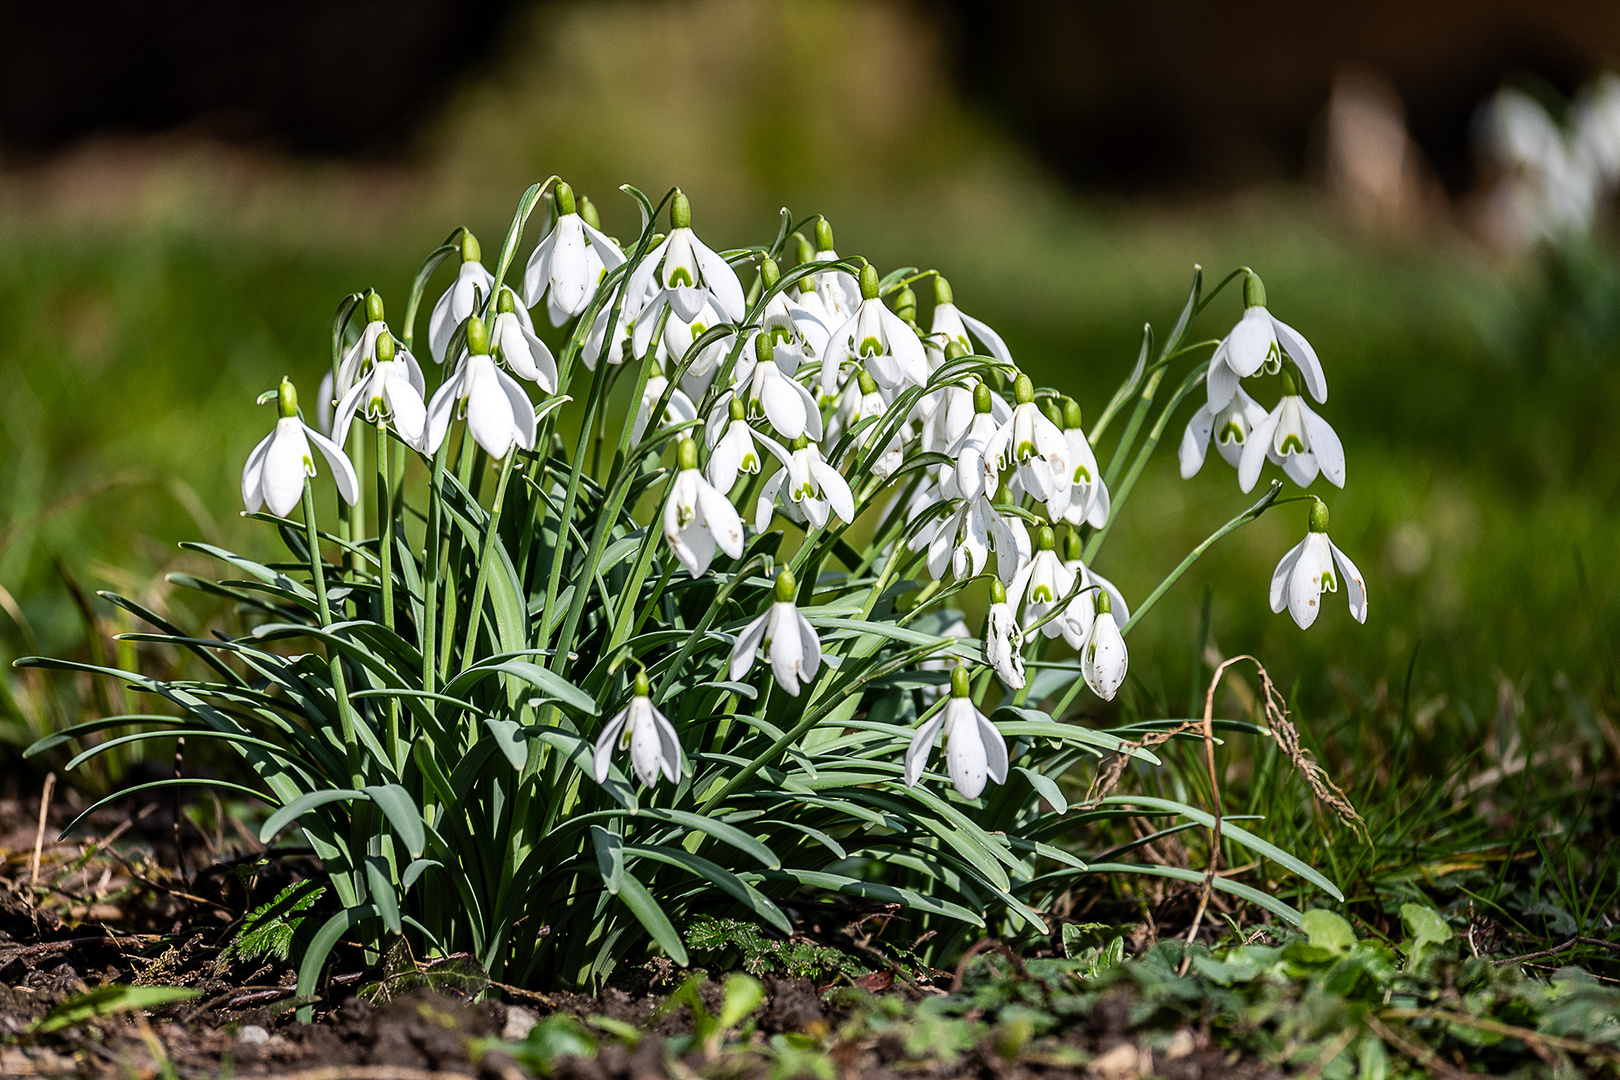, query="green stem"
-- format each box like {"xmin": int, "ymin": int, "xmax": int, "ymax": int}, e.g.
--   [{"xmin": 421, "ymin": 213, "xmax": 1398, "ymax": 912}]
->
[
  {"xmin": 461, "ymin": 452, "xmax": 518, "ymax": 663},
  {"xmin": 422, "ymin": 440, "xmax": 450, "ymax": 696},
  {"xmin": 376, "ymin": 424, "xmax": 401, "ymax": 769},
  {"xmin": 303, "ymin": 483, "xmax": 360, "ymax": 784}
]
